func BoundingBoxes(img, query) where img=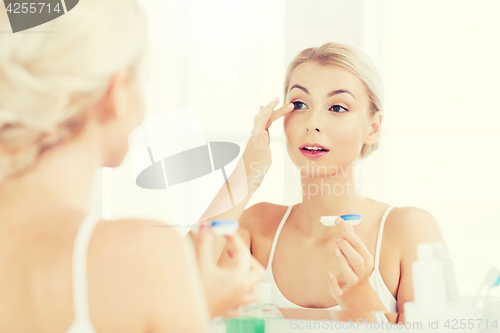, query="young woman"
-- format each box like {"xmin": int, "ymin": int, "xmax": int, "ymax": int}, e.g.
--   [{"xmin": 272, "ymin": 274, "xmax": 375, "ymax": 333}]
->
[
  {"xmin": 206, "ymin": 42, "xmax": 448, "ymax": 324},
  {"xmin": 0, "ymin": 0, "xmax": 264, "ymax": 332}
]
